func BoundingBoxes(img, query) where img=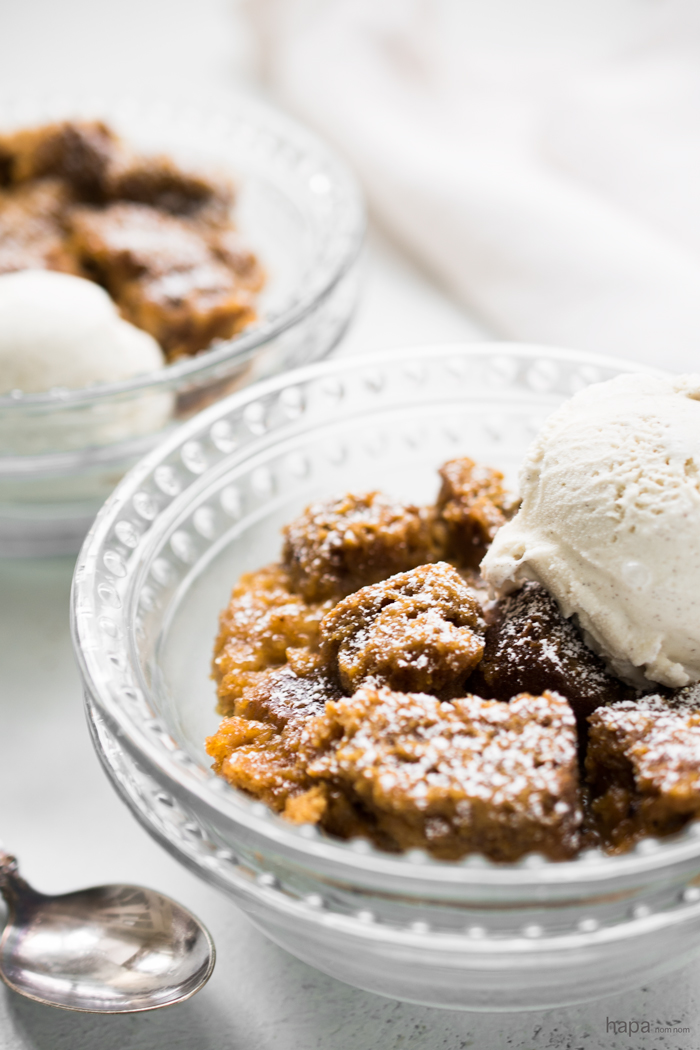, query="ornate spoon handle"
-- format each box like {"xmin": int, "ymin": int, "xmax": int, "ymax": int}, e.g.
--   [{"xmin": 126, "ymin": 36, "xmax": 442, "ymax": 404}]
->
[
  {"xmin": 0, "ymin": 847, "xmax": 36, "ymax": 904},
  {"xmin": 0, "ymin": 847, "xmax": 18, "ymax": 883}
]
